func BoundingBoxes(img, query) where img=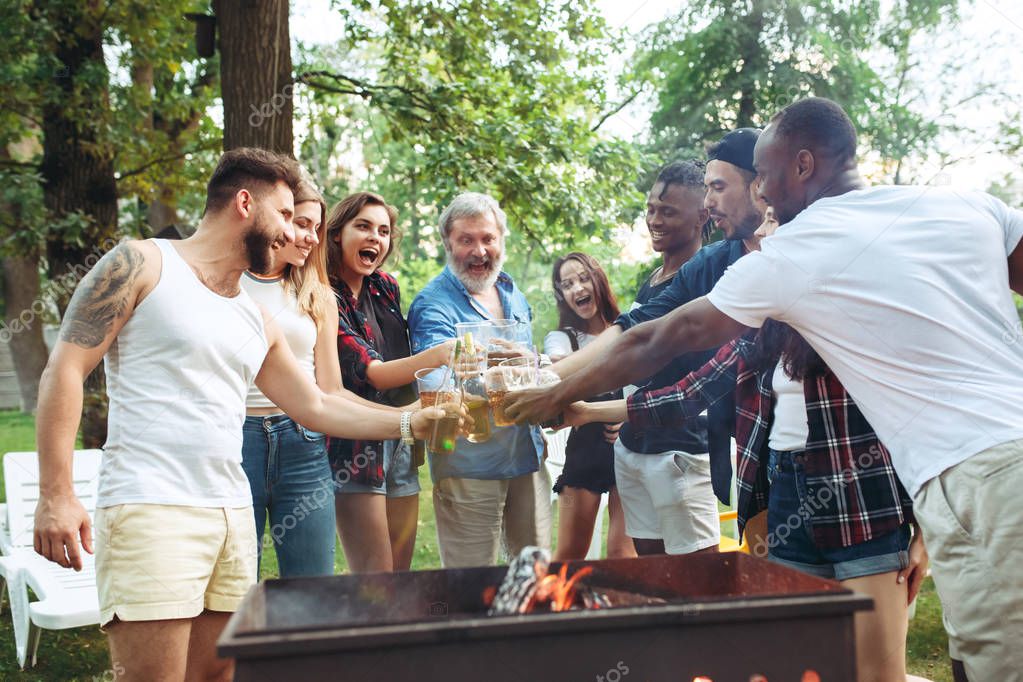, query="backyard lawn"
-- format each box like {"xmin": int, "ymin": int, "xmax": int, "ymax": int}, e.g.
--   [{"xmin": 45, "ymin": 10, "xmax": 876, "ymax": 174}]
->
[{"xmin": 0, "ymin": 410, "xmax": 952, "ymax": 680}]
